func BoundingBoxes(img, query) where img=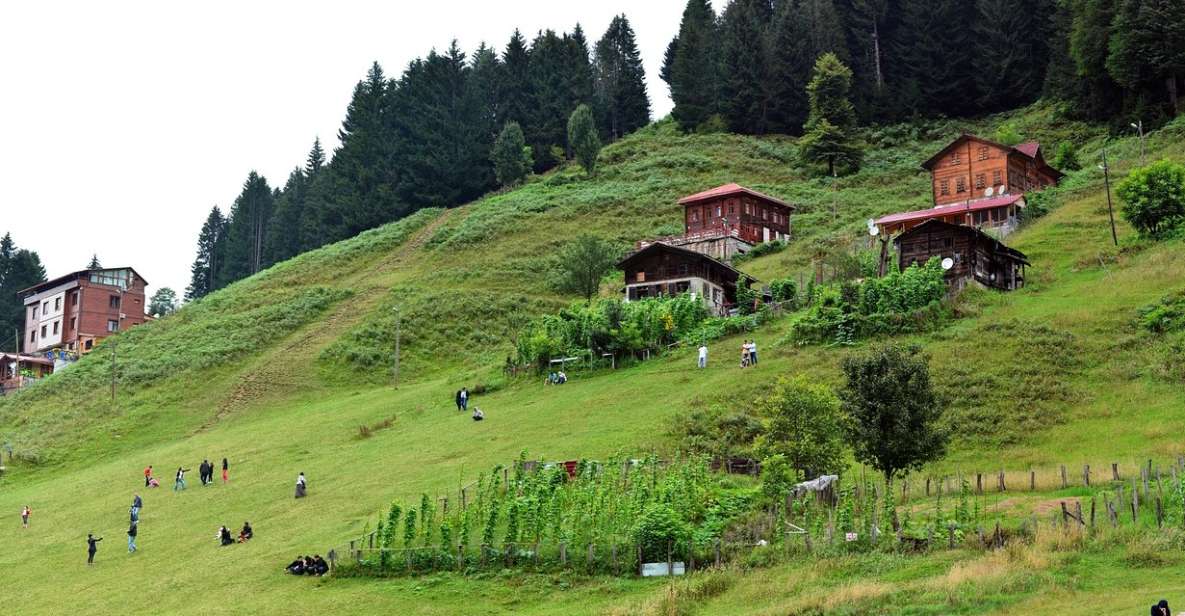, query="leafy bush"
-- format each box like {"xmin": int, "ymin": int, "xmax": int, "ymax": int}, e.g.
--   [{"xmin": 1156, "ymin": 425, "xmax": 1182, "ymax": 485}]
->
[
  {"xmin": 1139, "ymin": 289, "xmax": 1185, "ymax": 333},
  {"xmin": 1117, "ymin": 159, "xmax": 1185, "ymax": 238},
  {"xmin": 790, "ymin": 258, "xmax": 948, "ymax": 344},
  {"xmin": 769, "ymin": 278, "xmax": 798, "ymax": 306},
  {"xmin": 753, "ymin": 376, "xmax": 848, "ymax": 478},
  {"xmin": 633, "ymin": 503, "xmax": 691, "ymax": 562},
  {"xmin": 514, "ymin": 295, "xmax": 710, "ymax": 370},
  {"xmin": 732, "ymin": 239, "xmax": 787, "ymax": 264}
]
